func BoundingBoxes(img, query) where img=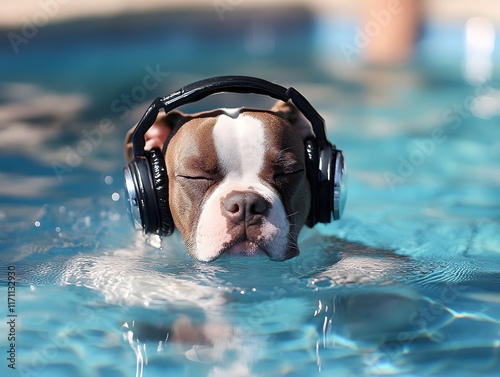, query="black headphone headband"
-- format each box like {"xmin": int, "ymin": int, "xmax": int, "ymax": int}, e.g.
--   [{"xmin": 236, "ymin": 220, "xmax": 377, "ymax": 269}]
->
[{"xmin": 131, "ymin": 76, "xmax": 328, "ymax": 158}]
